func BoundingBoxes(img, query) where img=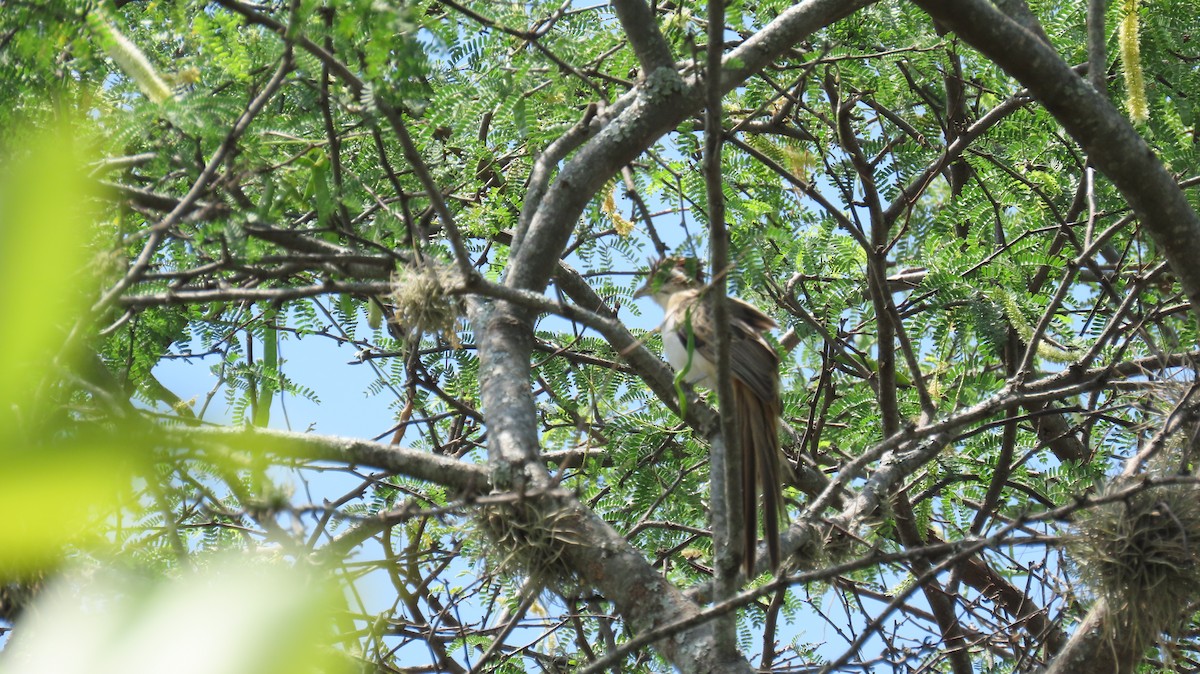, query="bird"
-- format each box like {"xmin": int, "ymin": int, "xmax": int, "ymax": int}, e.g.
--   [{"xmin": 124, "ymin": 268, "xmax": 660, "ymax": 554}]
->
[{"xmin": 634, "ymin": 257, "xmax": 787, "ymax": 576}]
